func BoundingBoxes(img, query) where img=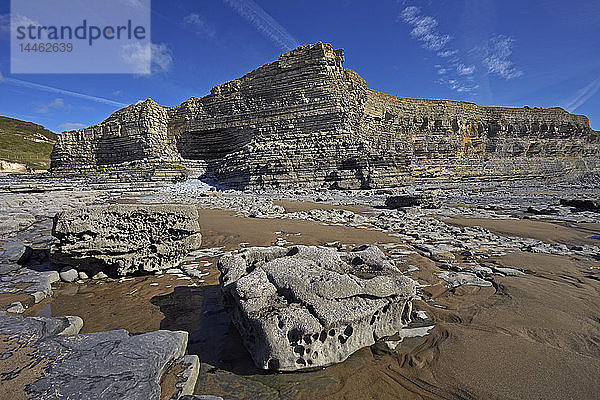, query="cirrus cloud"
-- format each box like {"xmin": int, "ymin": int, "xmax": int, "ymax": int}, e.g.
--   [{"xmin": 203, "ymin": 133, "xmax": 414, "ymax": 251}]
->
[{"xmin": 399, "ymin": 5, "xmax": 522, "ymax": 94}]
